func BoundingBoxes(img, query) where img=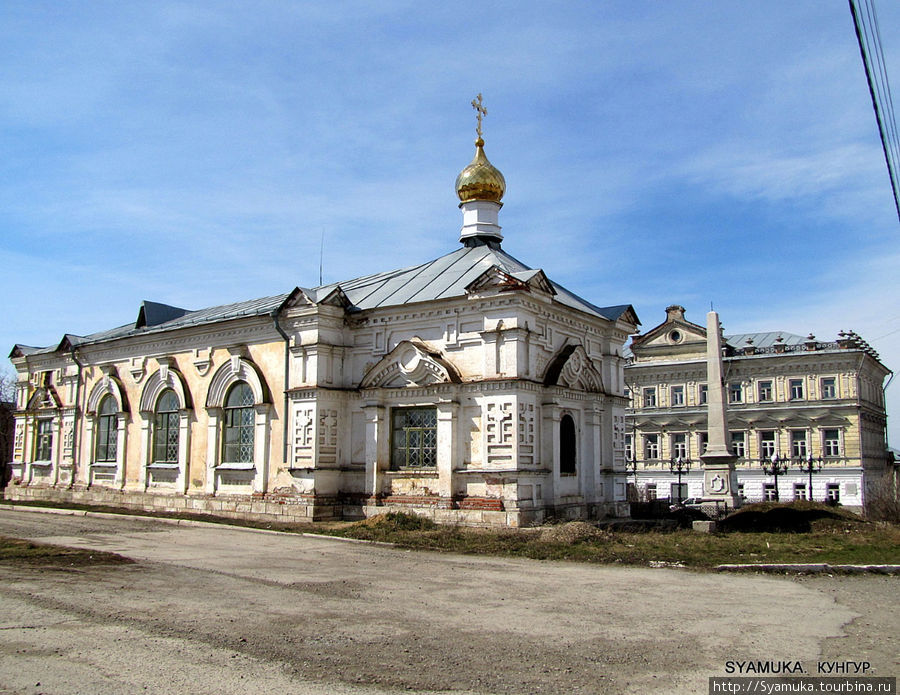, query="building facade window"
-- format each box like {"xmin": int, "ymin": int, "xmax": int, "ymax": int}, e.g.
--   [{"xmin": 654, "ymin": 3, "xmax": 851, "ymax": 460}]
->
[
  {"xmin": 759, "ymin": 431, "xmax": 776, "ymax": 459},
  {"xmin": 789, "ymin": 378, "xmax": 804, "ymax": 400},
  {"xmin": 793, "ymin": 482, "xmax": 807, "ymax": 501},
  {"xmin": 223, "ymin": 382, "xmax": 255, "ymax": 464},
  {"xmin": 698, "ymin": 384, "xmax": 708, "ymax": 405},
  {"xmin": 790, "ymin": 430, "xmax": 807, "ymax": 459},
  {"xmin": 821, "ymin": 377, "xmax": 837, "ymax": 399},
  {"xmin": 95, "ymin": 395, "xmax": 119, "ymax": 462},
  {"xmin": 645, "ymin": 483, "xmax": 657, "ymax": 500},
  {"xmin": 153, "ymin": 389, "xmax": 180, "ymax": 464},
  {"xmin": 823, "ymin": 429, "xmax": 841, "ymax": 457},
  {"xmin": 698, "ymin": 431, "xmax": 708, "ymax": 455},
  {"xmin": 728, "ymin": 382, "xmax": 743, "ymax": 403},
  {"xmin": 644, "ymin": 434, "xmax": 659, "ymax": 460},
  {"xmin": 737, "ymin": 482, "xmax": 745, "ymax": 499},
  {"xmin": 671, "ymin": 433, "xmax": 687, "ymax": 459},
  {"xmin": 757, "ymin": 380, "xmax": 773, "ymax": 402},
  {"xmin": 34, "ymin": 419, "xmax": 53, "ymax": 461},
  {"xmin": 671, "ymin": 482, "xmax": 688, "ymax": 501},
  {"xmin": 642, "ymin": 387, "xmax": 657, "ymax": 408},
  {"xmin": 826, "ymin": 483, "xmax": 840, "ymax": 503},
  {"xmin": 763, "ymin": 483, "xmax": 777, "ymax": 501},
  {"xmin": 559, "ymin": 414, "xmax": 577, "ymax": 475},
  {"xmin": 670, "ymin": 385, "xmax": 684, "ymax": 406},
  {"xmin": 730, "ymin": 431, "xmax": 746, "ymax": 458},
  {"xmin": 391, "ymin": 407, "xmax": 437, "ymax": 469},
  {"xmin": 624, "ymin": 434, "xmax": 633, "ymax": 462}
]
